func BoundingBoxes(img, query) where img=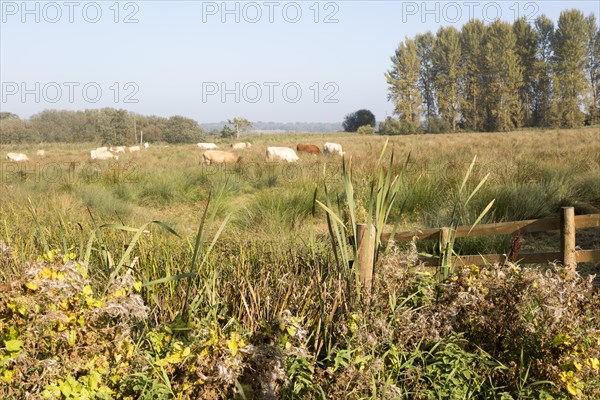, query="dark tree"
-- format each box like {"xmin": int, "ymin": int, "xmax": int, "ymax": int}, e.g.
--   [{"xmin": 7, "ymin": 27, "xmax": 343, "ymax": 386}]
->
[{"xmin": 343, "ymin": 109, "xmax": 376, "ymax": 132}]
